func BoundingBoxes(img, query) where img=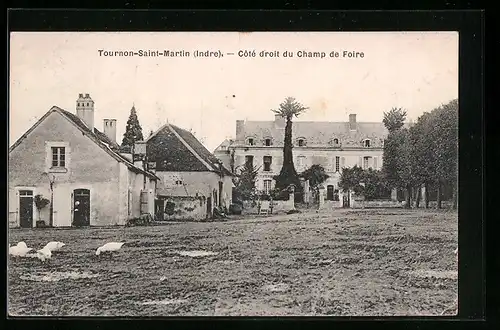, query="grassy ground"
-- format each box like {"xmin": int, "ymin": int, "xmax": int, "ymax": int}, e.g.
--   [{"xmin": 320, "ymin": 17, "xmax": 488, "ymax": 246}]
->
[{"xmin": 8, "ymin": 208, "xmax": 458, "ymax": 316}]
